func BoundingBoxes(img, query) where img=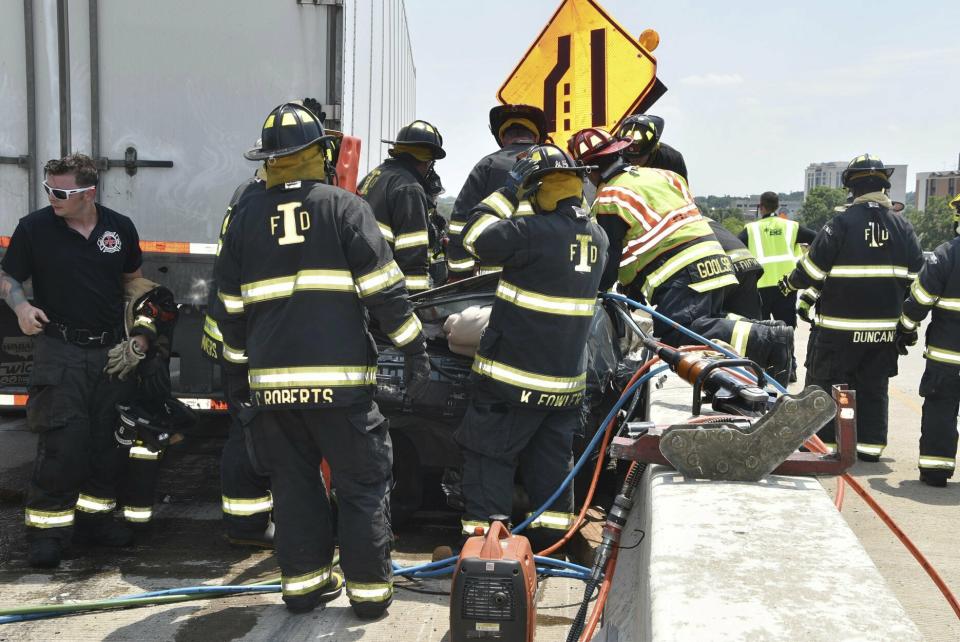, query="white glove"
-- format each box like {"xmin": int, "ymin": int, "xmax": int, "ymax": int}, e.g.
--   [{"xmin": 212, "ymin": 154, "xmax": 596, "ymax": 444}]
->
[{"xmin": 104, "ymin": 339, "xmax": 146, "ymax": 380}]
